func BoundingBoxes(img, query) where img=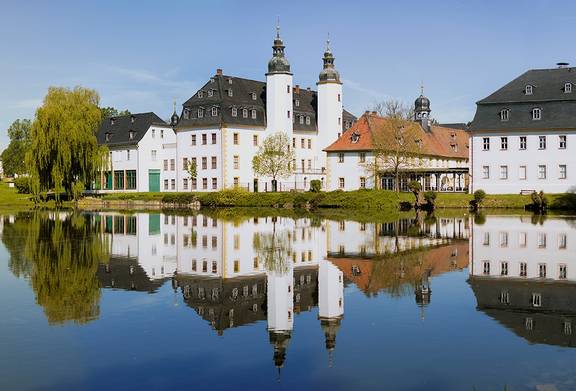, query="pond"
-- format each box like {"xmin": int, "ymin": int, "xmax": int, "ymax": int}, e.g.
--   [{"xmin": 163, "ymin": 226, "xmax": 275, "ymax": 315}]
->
[{"xmin": 1, "ymin": 210, "xmax": 575, "ymax": 390}]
